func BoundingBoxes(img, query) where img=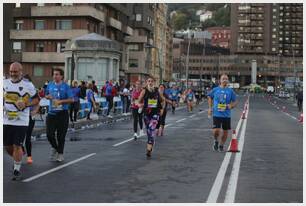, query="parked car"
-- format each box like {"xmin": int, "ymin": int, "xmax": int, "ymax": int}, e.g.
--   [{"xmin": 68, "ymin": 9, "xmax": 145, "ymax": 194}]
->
[{"xmin": 267, "ymin": 86, "xmax": 274, "ymax": 94}]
